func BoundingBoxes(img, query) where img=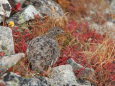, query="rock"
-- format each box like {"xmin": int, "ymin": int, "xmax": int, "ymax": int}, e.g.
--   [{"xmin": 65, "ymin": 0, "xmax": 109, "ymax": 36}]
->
[
  {"xmin": 67, "ymin": 58, "xmax": 95, "ymax": 79},
  {"xmin": 0, "ymin": 0, "xmax": 12, "ymax": 23},
  {"xmin": 0, "ymin": 80, "xmax": 6, "ymax": 86},
  {"xmin": 67, "ymin": 58, "xmax": 83, "ymax": 71},
  {"xmin": 109, "ymin": 0, "xmax": 115, "ymax": 22},
  {"xmin": 0, "ymin": 0, "xmax": 12, "ymax": 17},
  {"xmin": 90, "ymin": 21, "xmax": 115, "ymax": 40},
  {"xmin": 27, "ymin": 0, "xmax": 64, "ymax": 19},
  {"xmin": 1, "ymin": 65, "xmax": 92, "ymax": 86},
  {"xmin": 47, "ymin": 65, "xmax": 92, "ymax": 86},
  {"xmin": 110, "ymin": 0, "xmax": 115, "ymax": 12},
  {"xmin": 7, "ymin": 5, "xmax": 41, "ymax": 24},
  {"xmin": 0, "ymin": 26, "xmax": 15, "ymax": 55},
  {"xmin": 2, "ymin": 72, "xmax": 50, "ymax": 86},
  {"xmin": 48, "ymin": 65, "xmax": 79, "ymax": 86},
  {"xmin": 0, "ymin": 53, "xmax": 25, "ymax": 76}
]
